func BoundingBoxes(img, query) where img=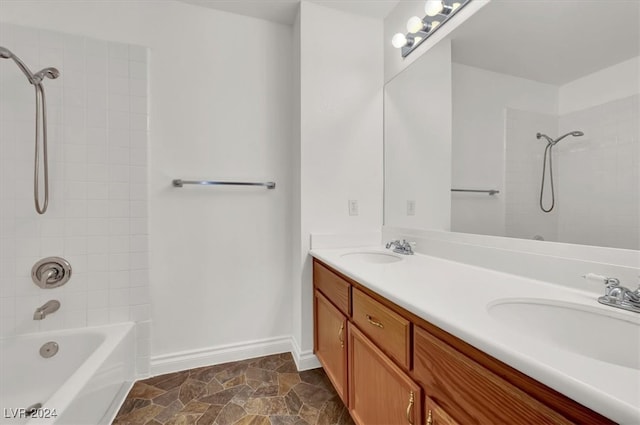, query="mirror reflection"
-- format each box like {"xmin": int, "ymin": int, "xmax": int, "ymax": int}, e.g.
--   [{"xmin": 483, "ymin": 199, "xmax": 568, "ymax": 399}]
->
[{"xmin": 384, "ymin": 0, "xmax": 640, "ymax": 250}]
